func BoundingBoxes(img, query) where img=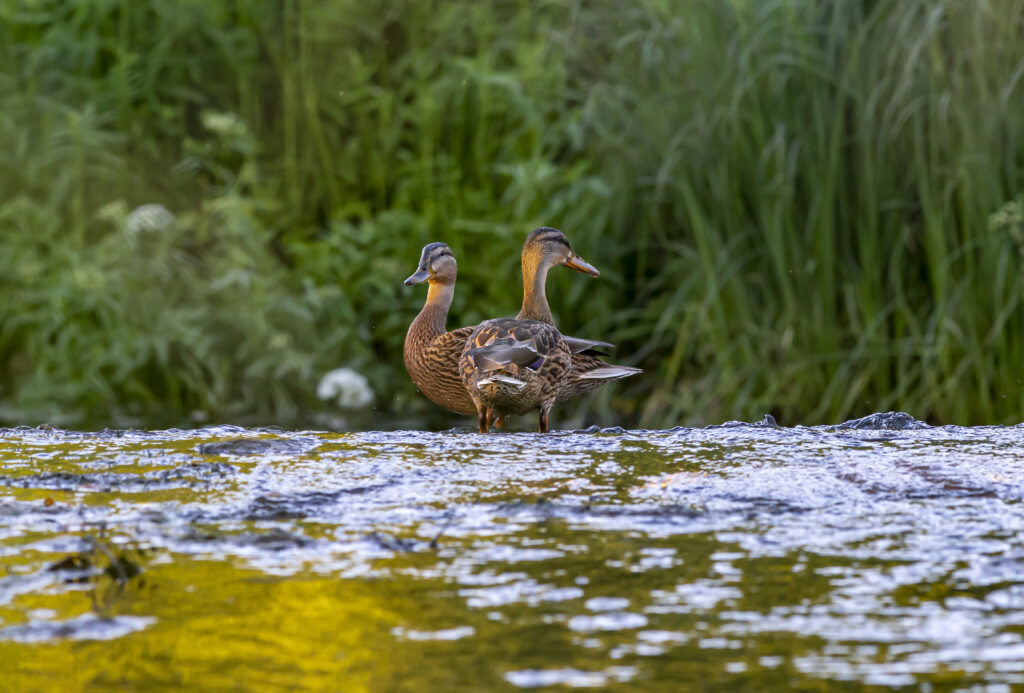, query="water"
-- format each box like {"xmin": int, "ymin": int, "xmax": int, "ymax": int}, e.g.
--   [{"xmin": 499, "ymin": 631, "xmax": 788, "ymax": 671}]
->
[{"xmin": 2, "ymin": 413, "xmax": 1023, "ymax": 690}]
